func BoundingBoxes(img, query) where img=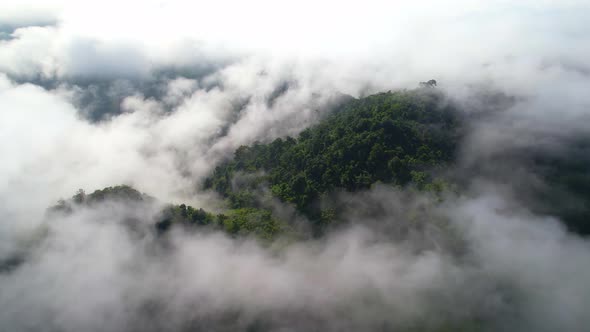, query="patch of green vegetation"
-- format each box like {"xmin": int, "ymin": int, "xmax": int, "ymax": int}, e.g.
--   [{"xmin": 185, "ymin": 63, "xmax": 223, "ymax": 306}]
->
[
  {"xmin": 205, "ymin": 90, "xmax": 462, "ymax": 228},
  {"xmin": 155, "ymin": 203, "xmax": 291, "ymax": 242},
  {"xmin": 51, "ymin": 185, "xmax": 290, "ymax": 242},
  {"xmin": 50, "ymin": 185, "xmax": 151, "ymax": 213}
]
